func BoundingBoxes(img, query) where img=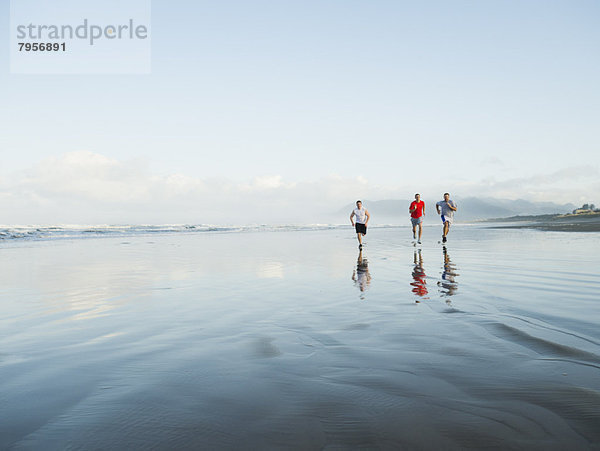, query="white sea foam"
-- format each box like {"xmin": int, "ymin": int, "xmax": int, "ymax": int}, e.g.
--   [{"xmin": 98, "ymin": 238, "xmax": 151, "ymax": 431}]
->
[{"xmin": 0, "ymin": 223, "xmax": 408, "ymax": 242}]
